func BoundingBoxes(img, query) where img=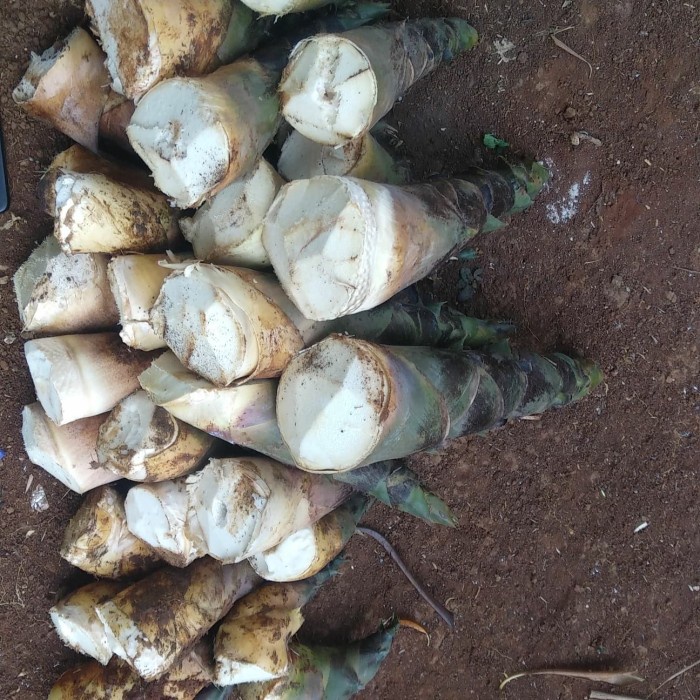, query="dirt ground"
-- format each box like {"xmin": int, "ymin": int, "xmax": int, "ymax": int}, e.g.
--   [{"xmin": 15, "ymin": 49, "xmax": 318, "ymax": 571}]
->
[{"xmin": 0, "ymin": 0, "xmax": 698, "ymax": 698}]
